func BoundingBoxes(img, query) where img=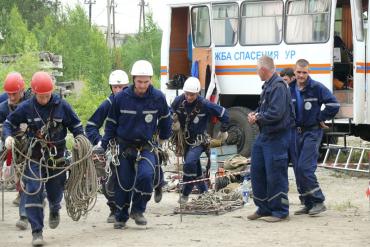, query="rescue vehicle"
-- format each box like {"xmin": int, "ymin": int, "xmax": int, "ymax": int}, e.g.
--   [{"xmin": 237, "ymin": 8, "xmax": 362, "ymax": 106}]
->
[{"xmin": 160, "ymin": 0, "xmax": 370, "ymax": 156}]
